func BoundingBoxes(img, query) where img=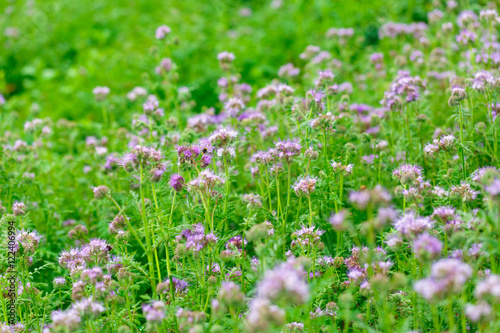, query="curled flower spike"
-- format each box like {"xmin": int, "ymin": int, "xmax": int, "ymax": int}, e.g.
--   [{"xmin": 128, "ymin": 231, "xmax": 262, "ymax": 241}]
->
[
  {"xmin": 293, "ymin": 176, "xmax": 318, "ymax": 197},
  {"xmin": 242, "ymin": 193, "xmax": 262, "ymax": 209},
  {"xmin": 12, "ymin": 201, "xmax": 27, "ymax": 216},
  {"xmin": 331, "ymin": 159, "xmax": 354, "ymax": 176},
  {"xmin": 92, "ymin": 185, "xmax": 109, "ymax": 200},
  {"xmin": 274, "ymin": 139, "xmax": 302, "ymax": 164},
  {"xmin": 450, "ymin": 182, "xmax": 478, "ymax": 202},
  {"xmin": 448, "ymin": 85, "xmax": 467, "ymax": 106},
  {"xmin": 392, "ymin": 163, "xmax": 423, "ymax": 185},
  {"xmin": 16, "ymin": 229, "xmax": 42, "ymax": 253}
]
